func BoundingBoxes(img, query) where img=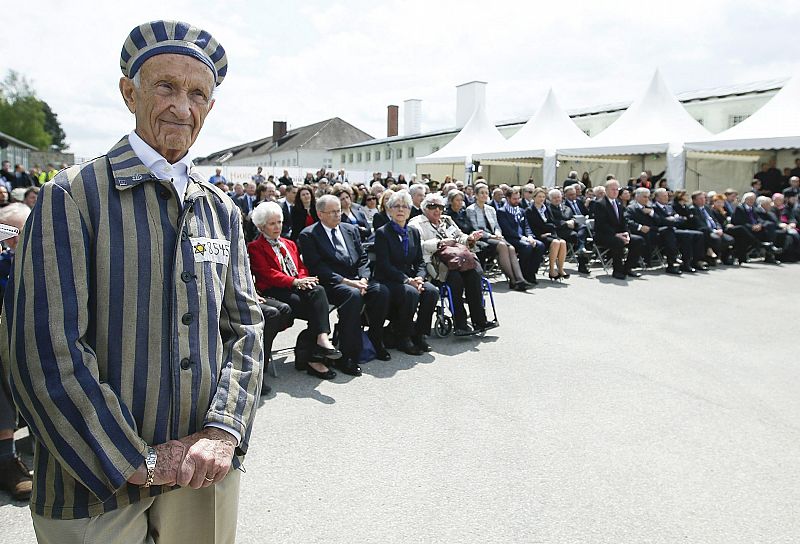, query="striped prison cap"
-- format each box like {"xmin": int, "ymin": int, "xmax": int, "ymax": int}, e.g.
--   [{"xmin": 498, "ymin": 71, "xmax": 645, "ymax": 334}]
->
[{"xmin": 120, "ymin": 20, "xmax": 227, "ymax": 86}]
